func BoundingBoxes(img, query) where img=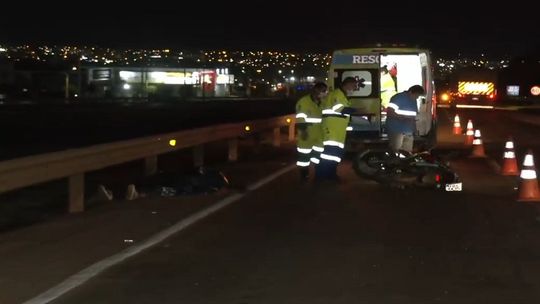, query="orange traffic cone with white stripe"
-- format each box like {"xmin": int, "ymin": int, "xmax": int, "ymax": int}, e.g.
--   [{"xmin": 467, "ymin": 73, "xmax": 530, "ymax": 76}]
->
[
  {"xmin": 501, "ymin": 137, "xmax": 519, "ymax": 176},
  {"xmin": 464, "ymin": 120, "xmax": 474, "ymax": 145},
  {"xmin": 452, "ymin": 114, "xmax": 462, "ymax": 135},
  {"xmin": 470, "ymin": 129, "xmax": 486, "ymax": 157},
  {"xmin": 518, "ymin": 150, "xmax": 540, "ymax": 202}
]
